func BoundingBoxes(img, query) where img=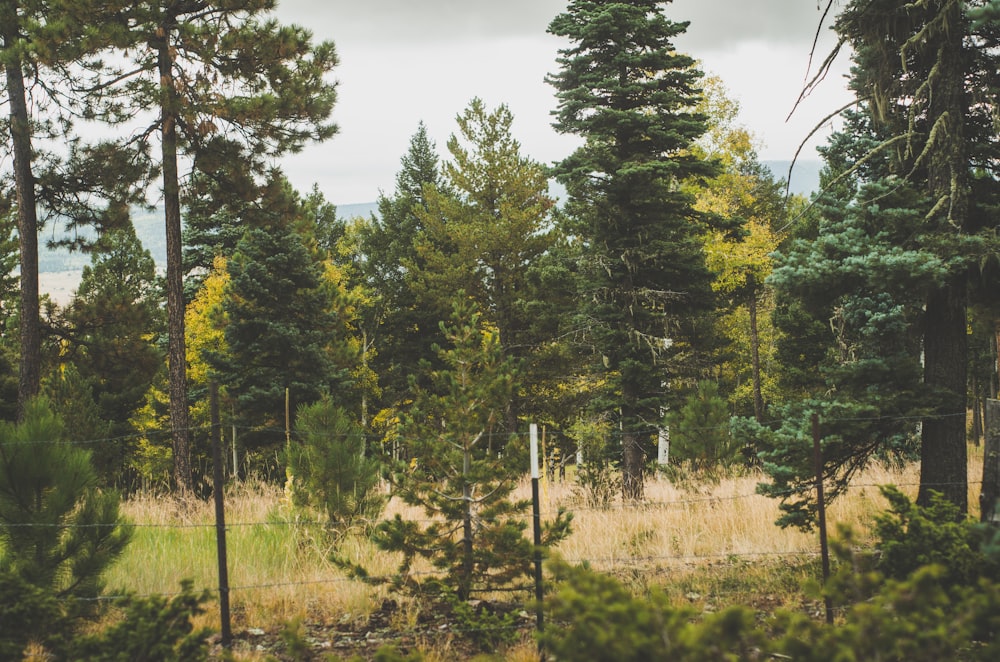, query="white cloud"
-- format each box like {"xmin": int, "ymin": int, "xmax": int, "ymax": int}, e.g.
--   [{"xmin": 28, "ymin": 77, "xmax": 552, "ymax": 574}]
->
[{"xmin": 274, "ymin": 0, "xmax": 853, "ymax": 204}]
